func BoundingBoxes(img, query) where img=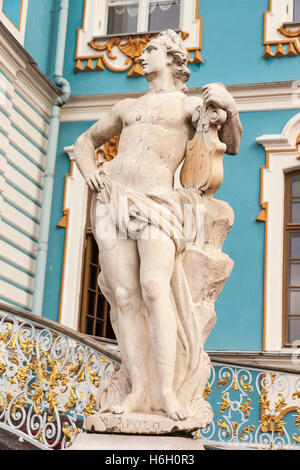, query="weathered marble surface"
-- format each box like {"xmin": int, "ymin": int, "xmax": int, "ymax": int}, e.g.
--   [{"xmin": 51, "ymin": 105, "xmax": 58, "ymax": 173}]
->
[
  {"xmin": 68, "ymin": 433, "xmax": 204, "ymax": 451},
  {"xmin": 73, "ymin": 29, "xmax": 242, "ymax": 441}
]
